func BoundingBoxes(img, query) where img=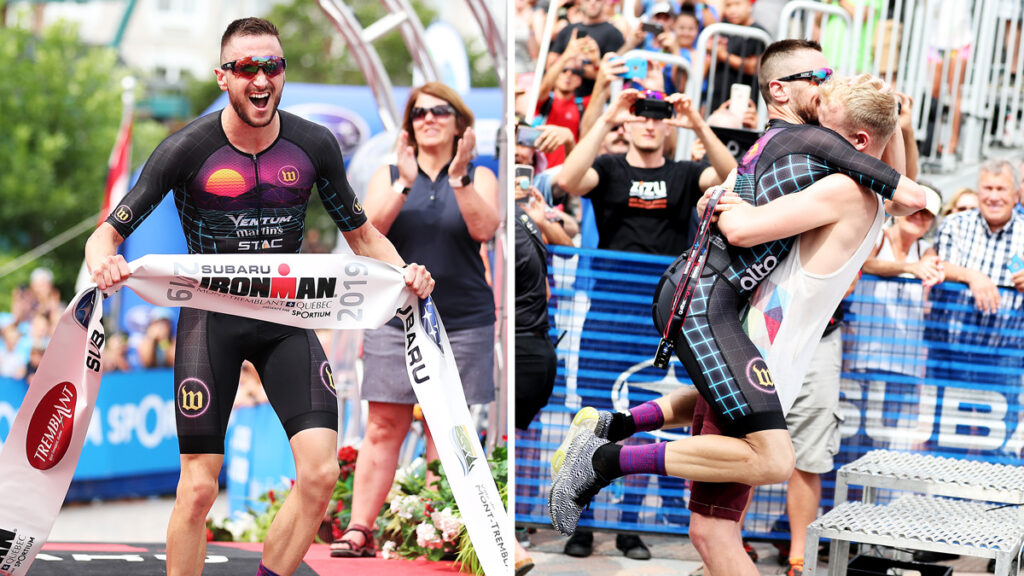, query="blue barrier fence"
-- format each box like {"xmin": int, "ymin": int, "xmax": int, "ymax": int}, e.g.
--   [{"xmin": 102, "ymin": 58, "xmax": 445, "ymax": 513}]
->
[{"xmin": 515, "ymin": 245, "xmax": 1024, "ymax": 538}]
